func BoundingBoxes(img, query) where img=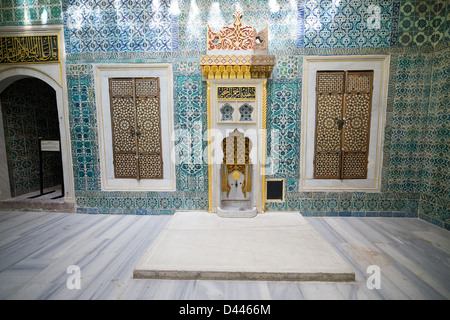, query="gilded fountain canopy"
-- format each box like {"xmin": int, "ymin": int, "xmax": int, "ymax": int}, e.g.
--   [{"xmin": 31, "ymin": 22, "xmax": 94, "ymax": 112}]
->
[{"xmin": 200, "ymin": 10, "xmax": 275, "ymax": 80}]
